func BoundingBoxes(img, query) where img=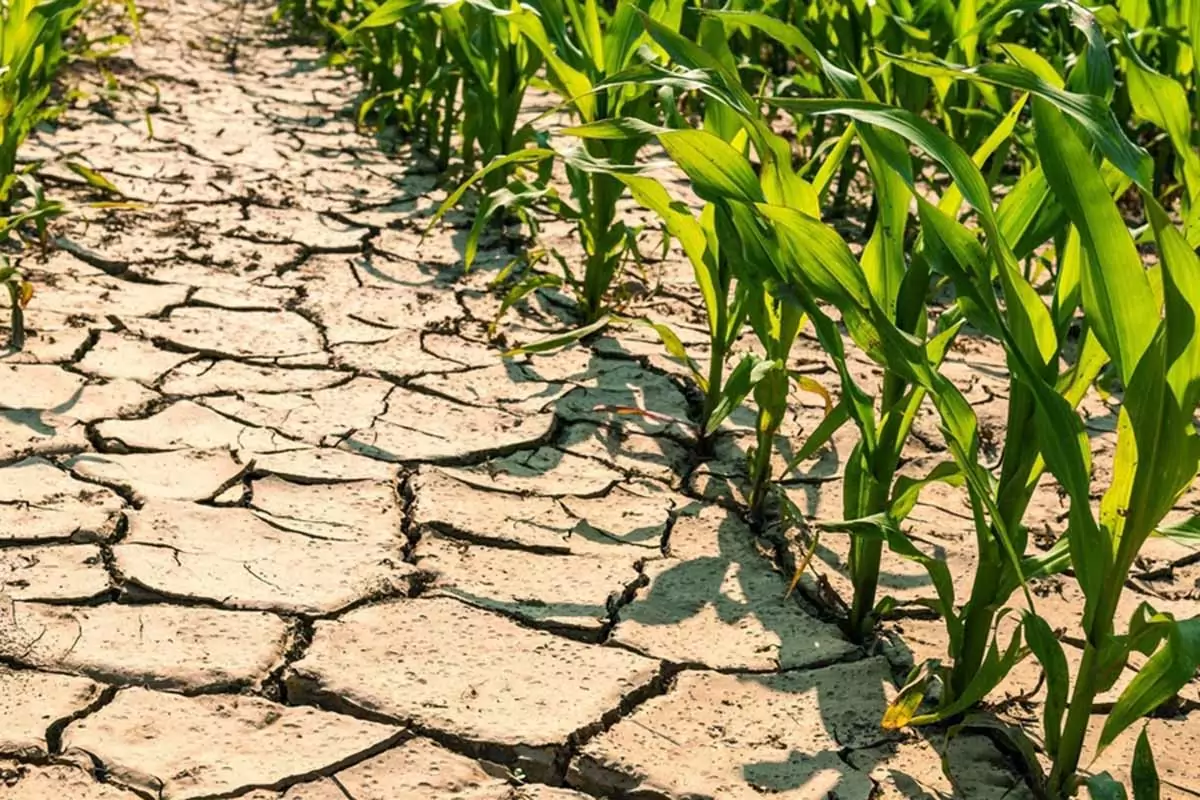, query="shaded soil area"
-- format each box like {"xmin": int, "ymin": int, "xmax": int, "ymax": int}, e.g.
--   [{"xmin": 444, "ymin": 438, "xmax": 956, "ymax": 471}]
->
[{"xmin": 1, "ymin": 1, "xmax": 1197, "ymax": 798}]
